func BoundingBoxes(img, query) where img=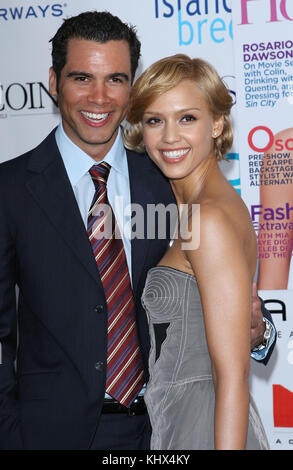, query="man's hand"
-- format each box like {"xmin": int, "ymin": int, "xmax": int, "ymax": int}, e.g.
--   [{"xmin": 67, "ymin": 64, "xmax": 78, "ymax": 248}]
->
[{"xmin": 250, "ymin": 282, "xmax": 265, "ymax": 350}]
